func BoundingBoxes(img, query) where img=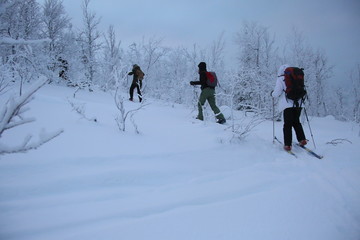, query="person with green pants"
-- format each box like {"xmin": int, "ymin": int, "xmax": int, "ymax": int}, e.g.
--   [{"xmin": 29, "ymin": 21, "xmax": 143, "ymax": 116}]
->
[{"xmin": 190, "ymin": 62, "xmax": 226, "ymax": 124}]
